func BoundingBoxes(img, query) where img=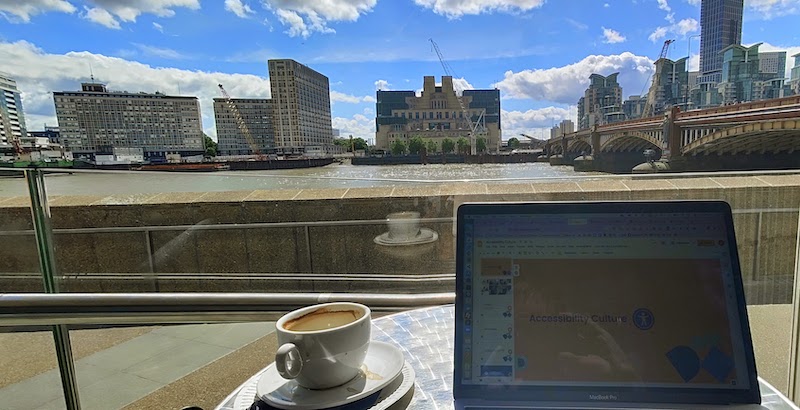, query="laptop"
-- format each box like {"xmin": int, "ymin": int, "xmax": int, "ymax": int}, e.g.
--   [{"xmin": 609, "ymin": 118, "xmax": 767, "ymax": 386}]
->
[{"xmin": 454, "ymin": 201, "xmax": 765, "ymax": 409}]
